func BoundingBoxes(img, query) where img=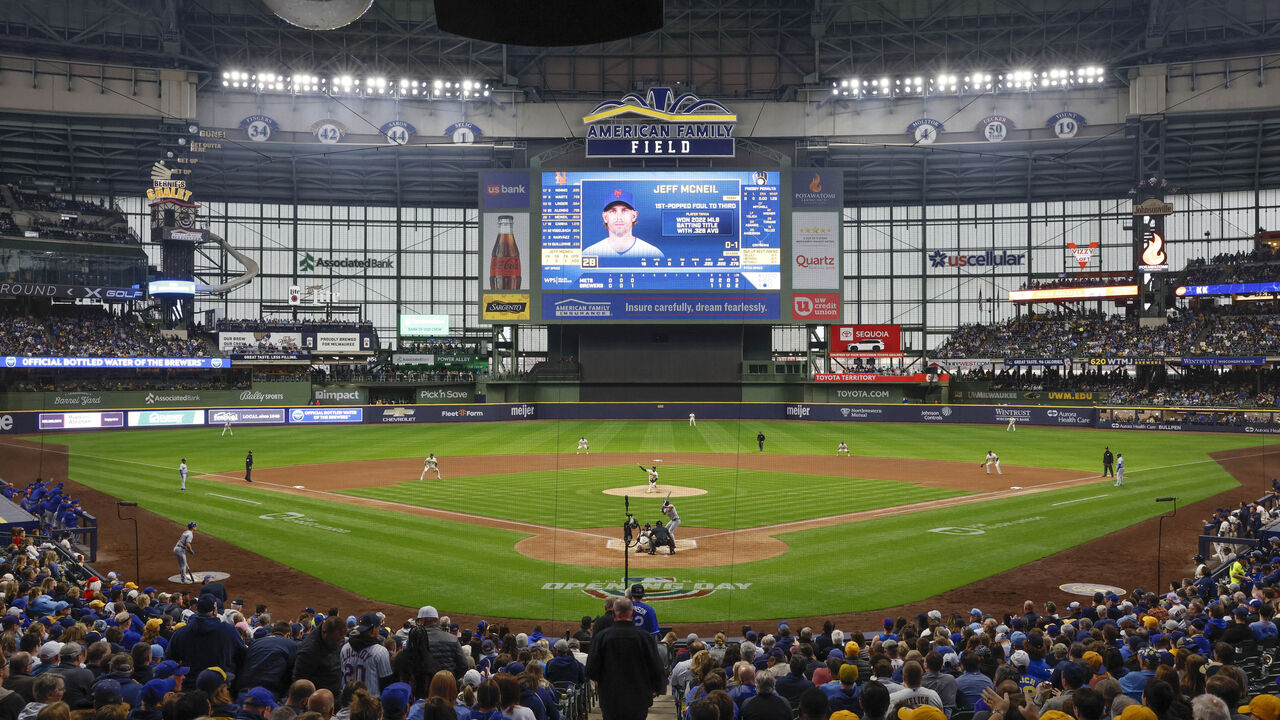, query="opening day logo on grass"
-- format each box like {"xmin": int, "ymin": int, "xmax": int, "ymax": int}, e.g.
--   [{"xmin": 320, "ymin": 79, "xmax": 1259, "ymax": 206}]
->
[
  {"xmin": 929, "ymin": 516, "xmax": 1045, "ymax": 535},
  {"xmin": 544, "ymin": 576, "xmax": 752, "ymax": 601}
]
